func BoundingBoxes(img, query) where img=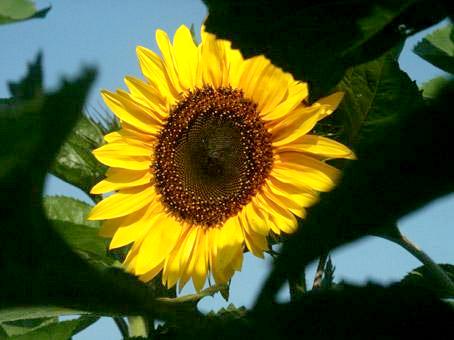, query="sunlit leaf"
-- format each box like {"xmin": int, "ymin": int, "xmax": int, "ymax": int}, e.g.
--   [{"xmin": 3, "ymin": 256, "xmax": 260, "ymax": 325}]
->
[
  {"xmin": 0, "ymin": 0, "xmax": 50, "ymax": 26},
  {"xmin": 0, "ymin": 307, "xmax": 89, "ymax": 323},
  {"xmin": 0, "ymin": 317, "xmax": 57, "ymax": 337},
  {"xmin": 420, "ymin": 76, "xmax": 451, "ymax": 100},
  {"xmin": 414, "ymin": 23, "xmax": 454, "ymax": 74},
  {"xmin": 9, "ymin": 316, "xmax": 99, "ymax": 340},
  {"xmin": 50, "ymin": 115, "xmax": 107, "ymax": 197},
  {"xmin": 43, "ymin": 196, "xmax": 99, "ymax": 228}
]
